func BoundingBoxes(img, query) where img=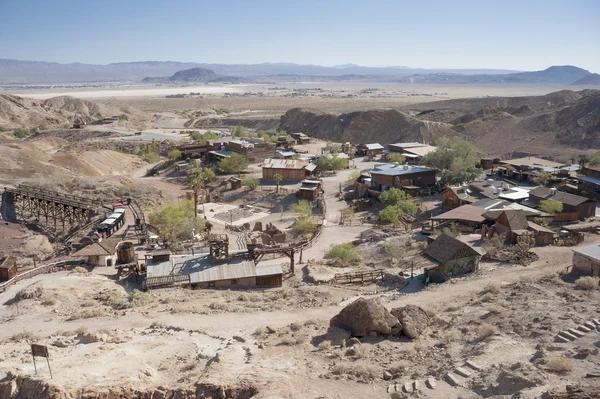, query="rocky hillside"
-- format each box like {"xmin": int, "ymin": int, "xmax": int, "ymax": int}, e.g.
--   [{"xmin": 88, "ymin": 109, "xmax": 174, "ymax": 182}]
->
[
  {"xmin": 280, "ymin": 89, "xmax": 600, "ymax": 159},
  {"xmin": 142, "ymin": 67, "xmax": 246, "ymax": 84},
  {"xmin": 279, "ymin": 108, "xmax": 457, "ymax": 145},
  {"xmin": 0, "ymin": 94, "xmax": 146, "ymax": 130}
]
